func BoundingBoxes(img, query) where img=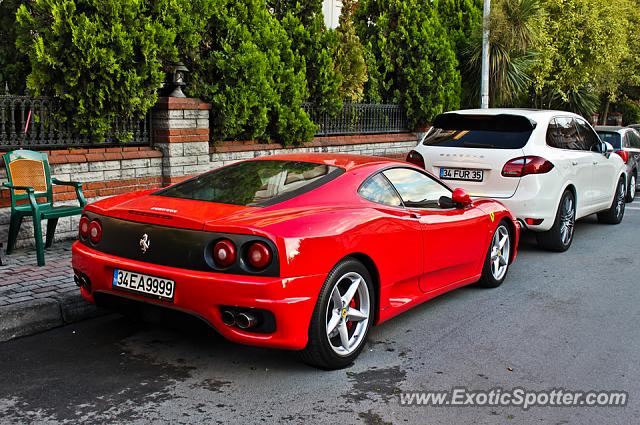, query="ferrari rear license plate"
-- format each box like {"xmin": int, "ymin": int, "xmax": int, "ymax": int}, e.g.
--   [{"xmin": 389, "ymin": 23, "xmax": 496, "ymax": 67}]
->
[
  {"xmin": 440, "ymin": 167, "xmax": 484, "ymax": 182},
  {"xmin": 112, "ymin": 269, "xmax": 175, "ymax": 301}
]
